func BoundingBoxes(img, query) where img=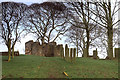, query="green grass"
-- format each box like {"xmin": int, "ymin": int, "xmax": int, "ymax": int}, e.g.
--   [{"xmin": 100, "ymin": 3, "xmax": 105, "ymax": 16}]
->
[{"xmin": 2, "ymin": 55, "xmax": 118, "ymax": 78}]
